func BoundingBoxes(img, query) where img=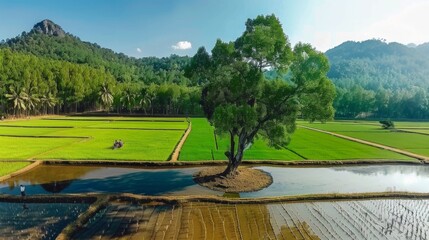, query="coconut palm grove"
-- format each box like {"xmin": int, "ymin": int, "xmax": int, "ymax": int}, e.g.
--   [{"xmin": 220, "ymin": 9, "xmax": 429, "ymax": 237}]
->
[{"xmin": 1, "ymin": 1, "xmax": 429, "ymax": 239}]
